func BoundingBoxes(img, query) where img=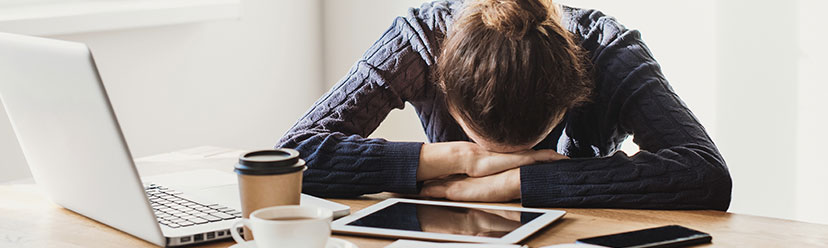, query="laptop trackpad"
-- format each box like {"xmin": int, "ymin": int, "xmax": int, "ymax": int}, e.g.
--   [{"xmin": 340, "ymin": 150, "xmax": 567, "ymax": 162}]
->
[{"xmin": 190, "ymin": 184, "xmax": 243, "ymax": 211}]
